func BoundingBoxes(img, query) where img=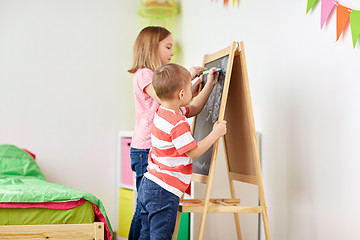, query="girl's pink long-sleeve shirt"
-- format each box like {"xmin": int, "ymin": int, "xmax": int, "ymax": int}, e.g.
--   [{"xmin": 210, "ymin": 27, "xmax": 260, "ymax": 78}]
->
[{"xmin": 131, "ymin": 68, "xmax": 160, "ymax": 149}]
